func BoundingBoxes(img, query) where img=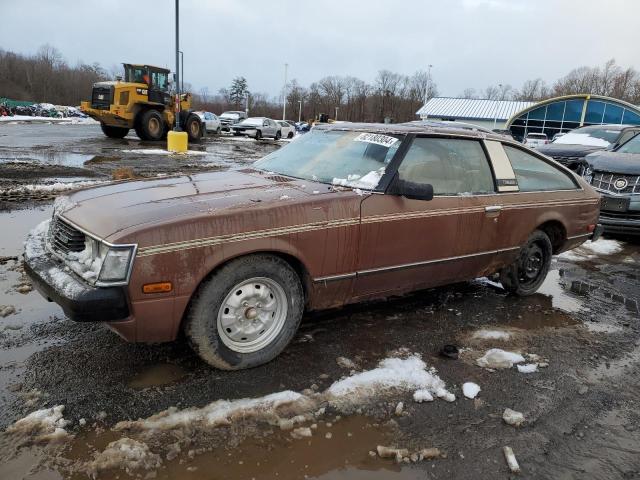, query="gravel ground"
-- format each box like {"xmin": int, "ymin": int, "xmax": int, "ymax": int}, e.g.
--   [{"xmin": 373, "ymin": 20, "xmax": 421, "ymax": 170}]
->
[{"xmin": 0, "ymin": 123, "xmax": 639, "ymax": 480}]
